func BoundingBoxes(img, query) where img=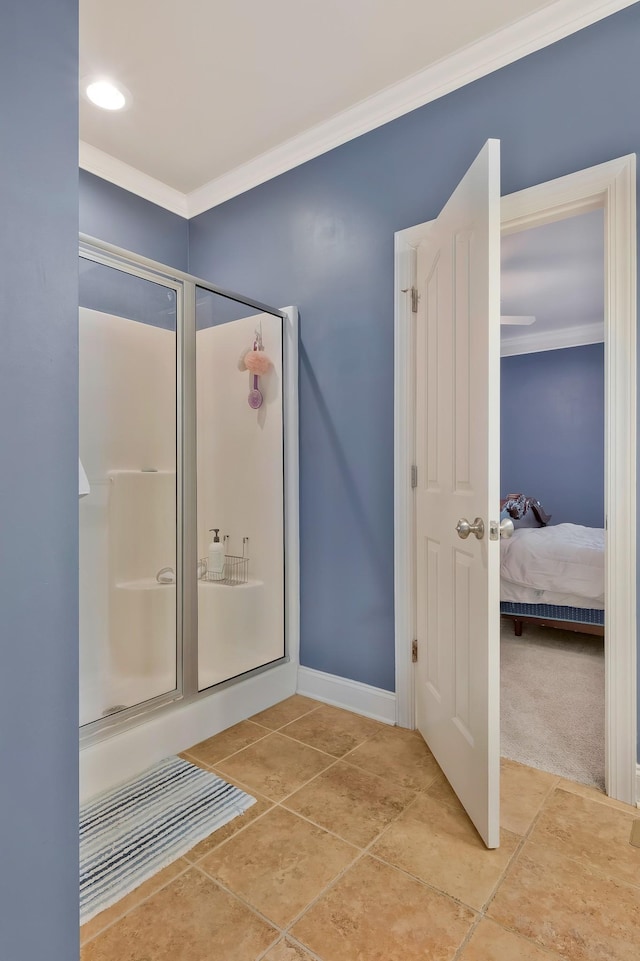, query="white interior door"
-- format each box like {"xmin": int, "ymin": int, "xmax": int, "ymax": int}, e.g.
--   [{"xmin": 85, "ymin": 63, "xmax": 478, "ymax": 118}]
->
[{"xmin": 415, "ymin": 140, "xmax": 501, "ymax": 848}]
